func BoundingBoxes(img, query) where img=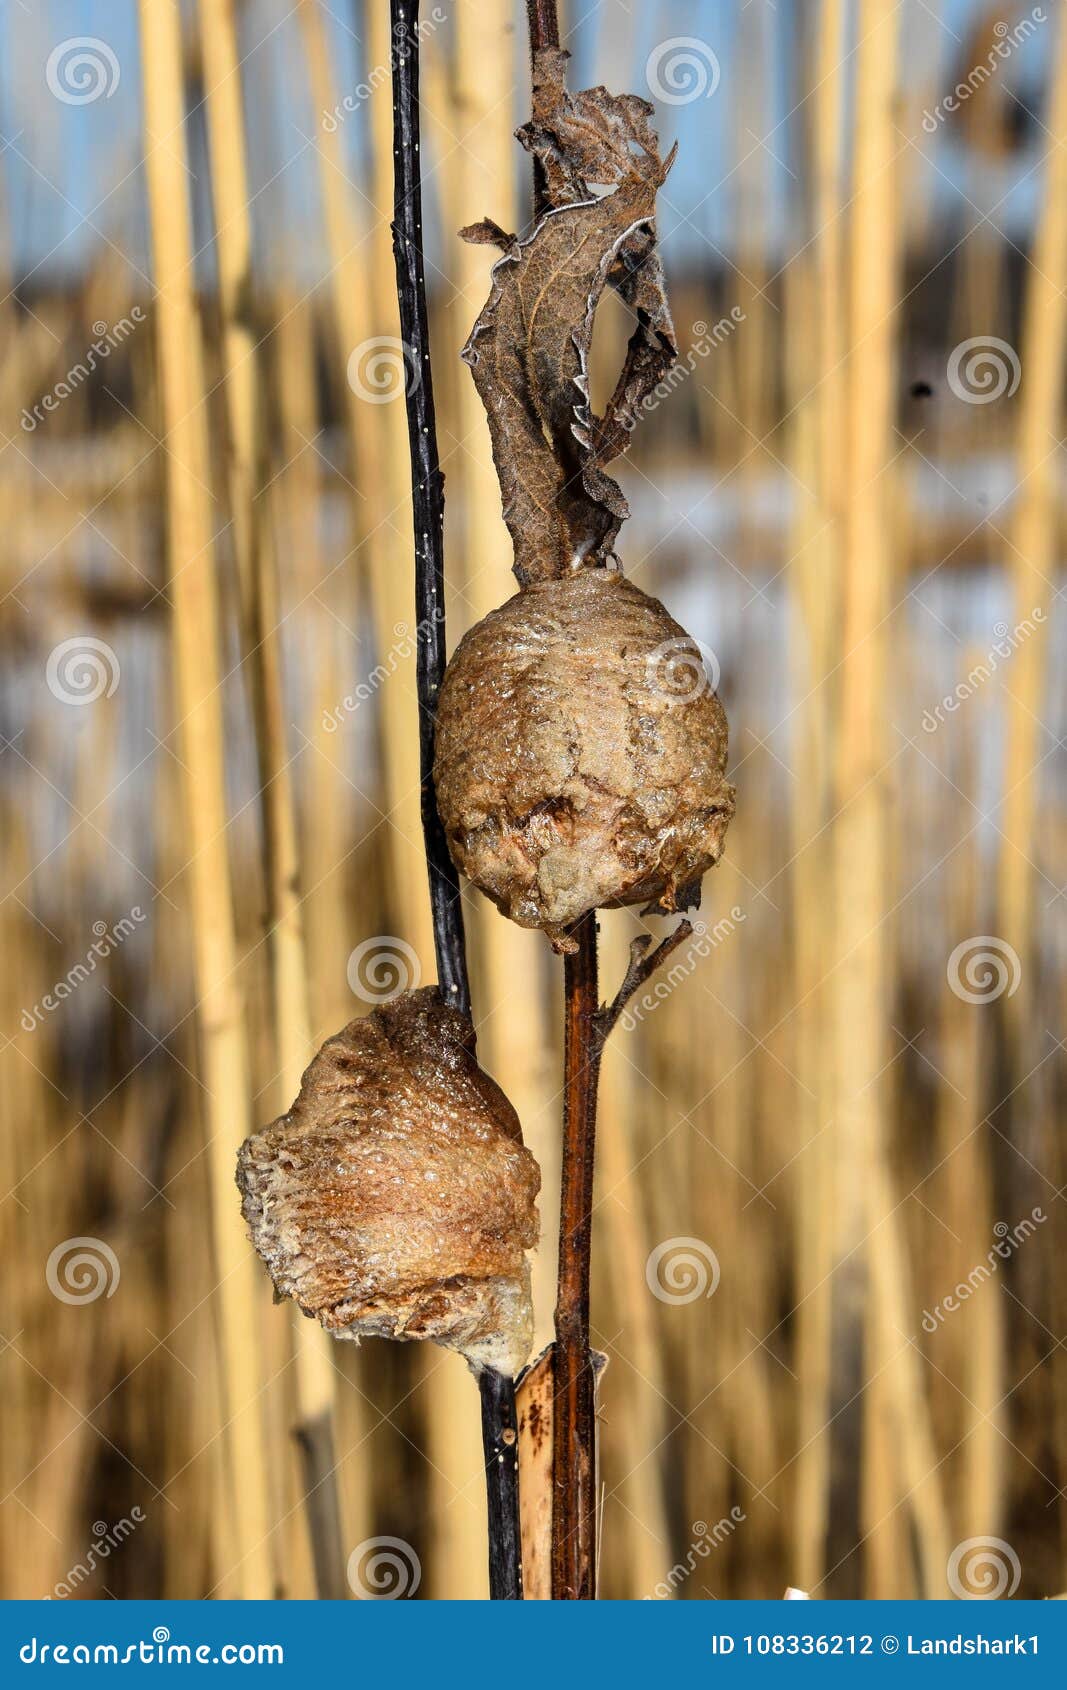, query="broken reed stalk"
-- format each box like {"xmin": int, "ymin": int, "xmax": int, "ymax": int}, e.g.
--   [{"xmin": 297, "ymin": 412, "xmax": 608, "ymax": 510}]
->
[{"xmin": 389, "ymin": 0, "xmax": 521, "ymax": 1601}]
